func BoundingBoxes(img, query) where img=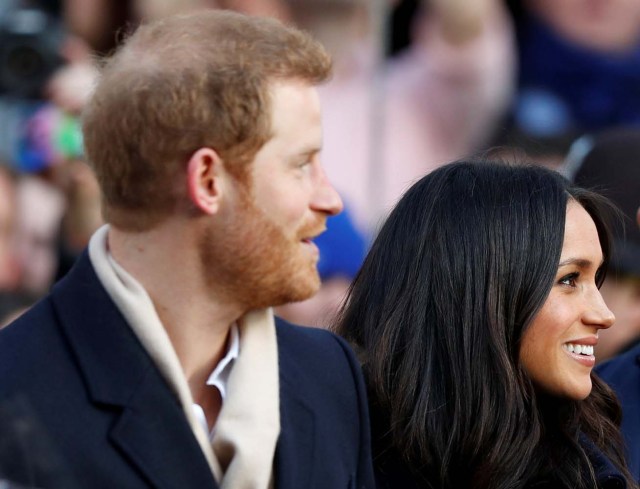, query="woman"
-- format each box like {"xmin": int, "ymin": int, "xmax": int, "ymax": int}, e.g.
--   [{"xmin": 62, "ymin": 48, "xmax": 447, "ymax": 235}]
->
[{"xmin": 336, "ymin": 161, "xmax": 636, "ymax": 488}]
